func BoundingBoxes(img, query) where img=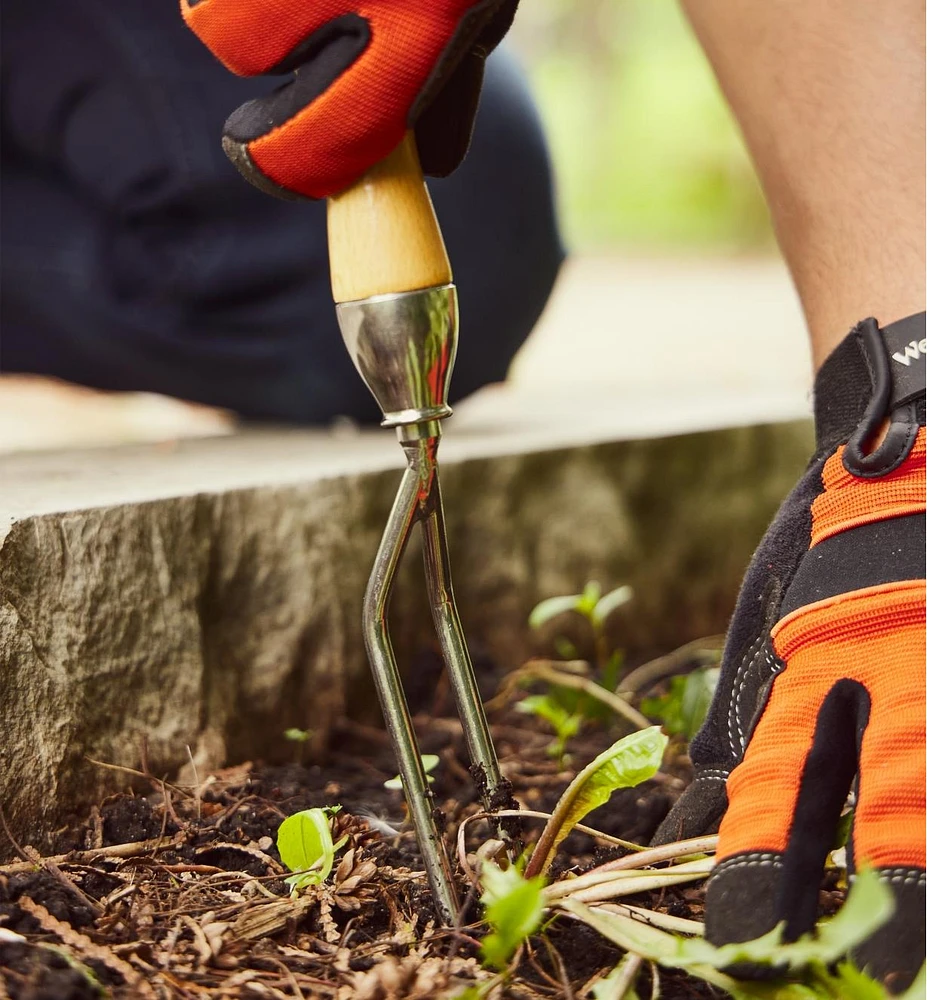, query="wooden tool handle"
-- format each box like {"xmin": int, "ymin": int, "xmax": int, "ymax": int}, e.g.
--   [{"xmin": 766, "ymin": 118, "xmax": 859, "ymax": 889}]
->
[{"xmin": 327, "ymin": 132, "xmax": 452, "ymax": 304}]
